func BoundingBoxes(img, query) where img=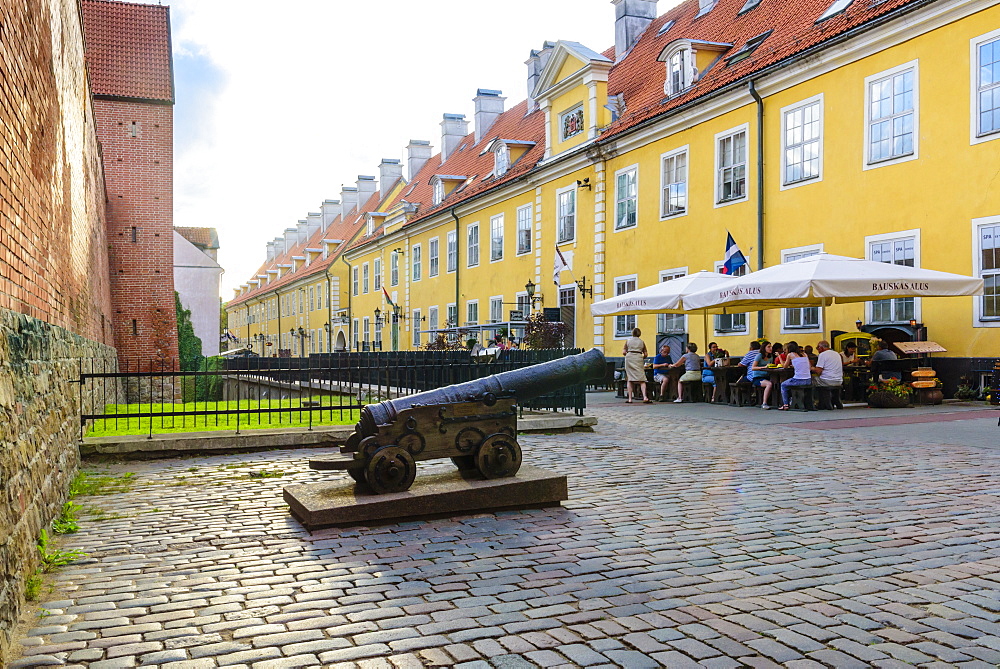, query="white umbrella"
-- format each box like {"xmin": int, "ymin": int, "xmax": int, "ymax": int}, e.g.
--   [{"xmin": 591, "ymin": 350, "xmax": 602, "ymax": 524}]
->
[
  {"xmin": 683, "ymin": 253, "xmax": 984, "ymax": 313},
  {"xmin": 590, "ymin": 271, "xmax": 736, "ymax": 316}
]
